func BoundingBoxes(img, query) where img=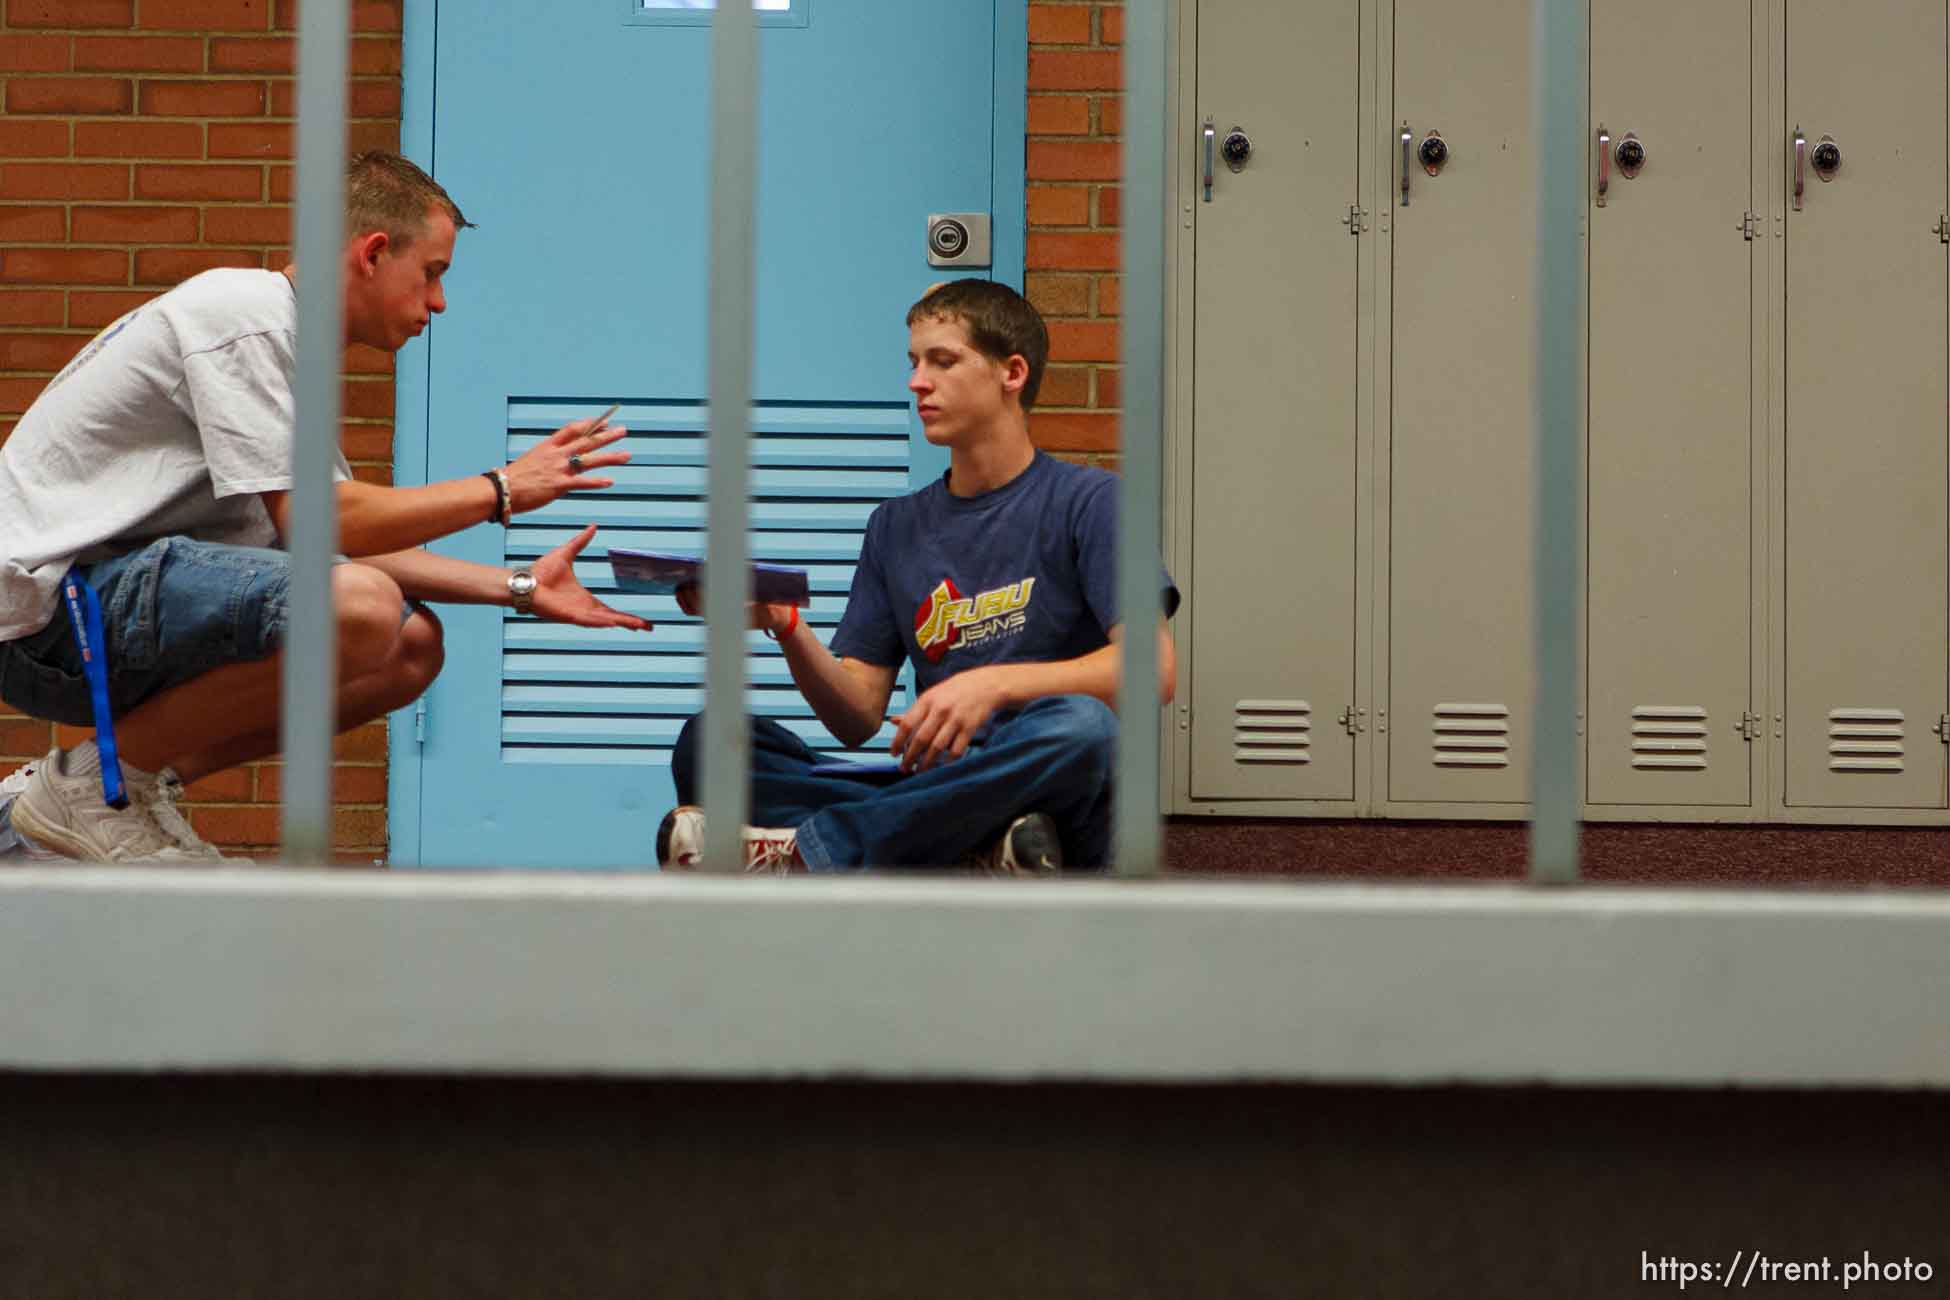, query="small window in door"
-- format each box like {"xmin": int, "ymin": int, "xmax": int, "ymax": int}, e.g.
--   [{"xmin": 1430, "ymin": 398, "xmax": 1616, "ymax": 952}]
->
[{"xmin": 627, "ymin": 0, "xmax": 808, "ymax": 27}]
